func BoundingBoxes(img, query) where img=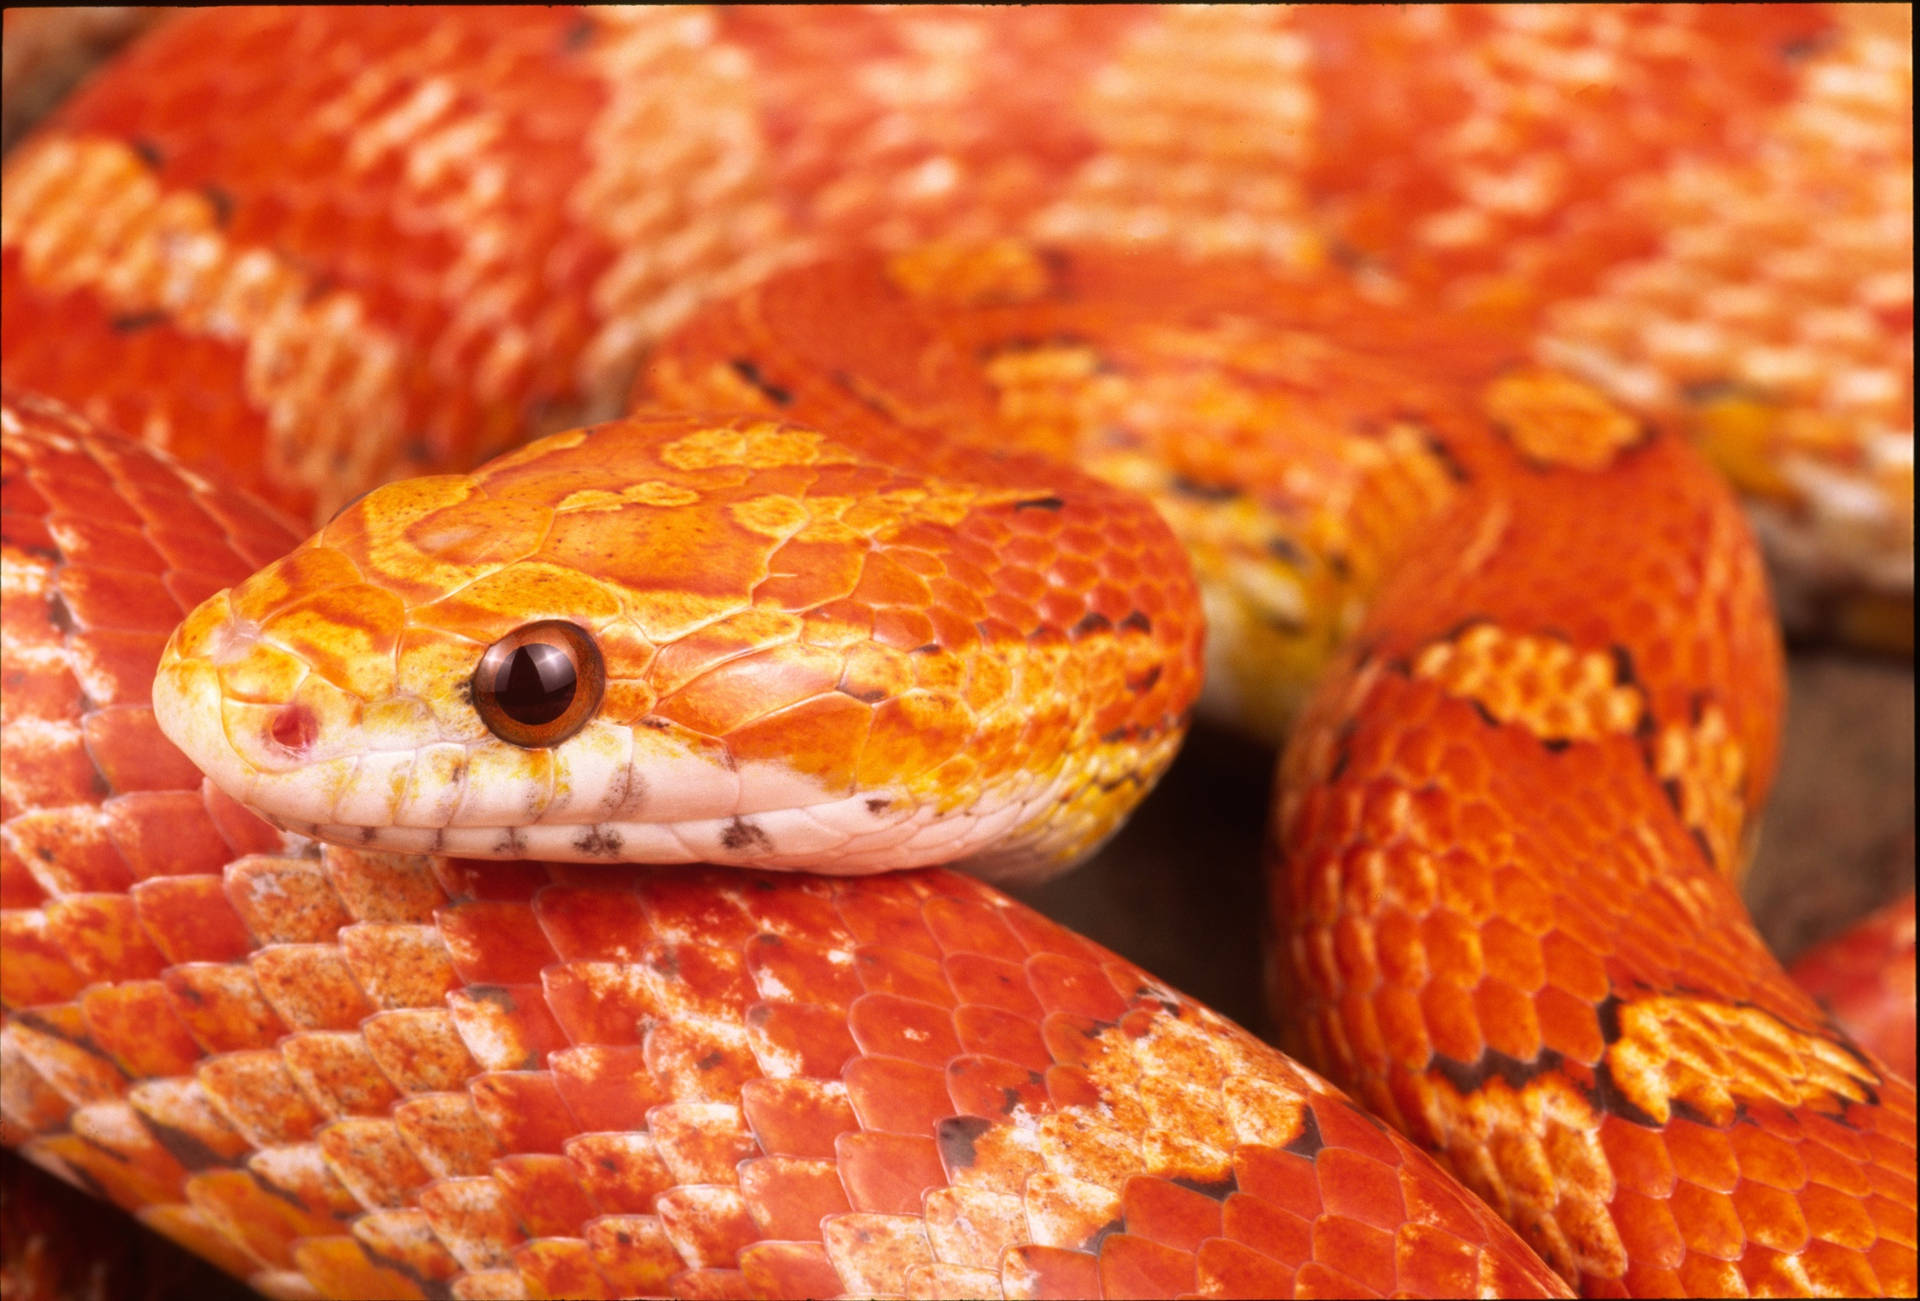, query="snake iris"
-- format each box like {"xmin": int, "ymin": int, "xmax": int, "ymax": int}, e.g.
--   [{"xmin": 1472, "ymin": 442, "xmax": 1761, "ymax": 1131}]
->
[{"xmin": 1, "ymin": 7, "xmax": 1914, "ymax": 1300}]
